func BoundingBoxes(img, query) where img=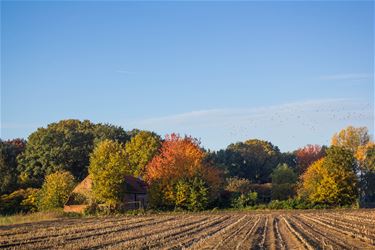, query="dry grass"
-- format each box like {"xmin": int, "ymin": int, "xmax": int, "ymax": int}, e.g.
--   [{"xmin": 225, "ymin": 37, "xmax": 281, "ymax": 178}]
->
[{"xmin": 0, "ymin": 210, "xmax": 65, "ymax": 226}]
